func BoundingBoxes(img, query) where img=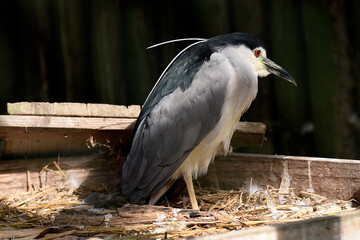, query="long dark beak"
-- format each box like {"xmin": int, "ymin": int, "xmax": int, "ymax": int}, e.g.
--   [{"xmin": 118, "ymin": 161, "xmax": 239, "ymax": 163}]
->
[{"xmin": 262, "ymin": 57, "xmax": 297, "ymax": 86}]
